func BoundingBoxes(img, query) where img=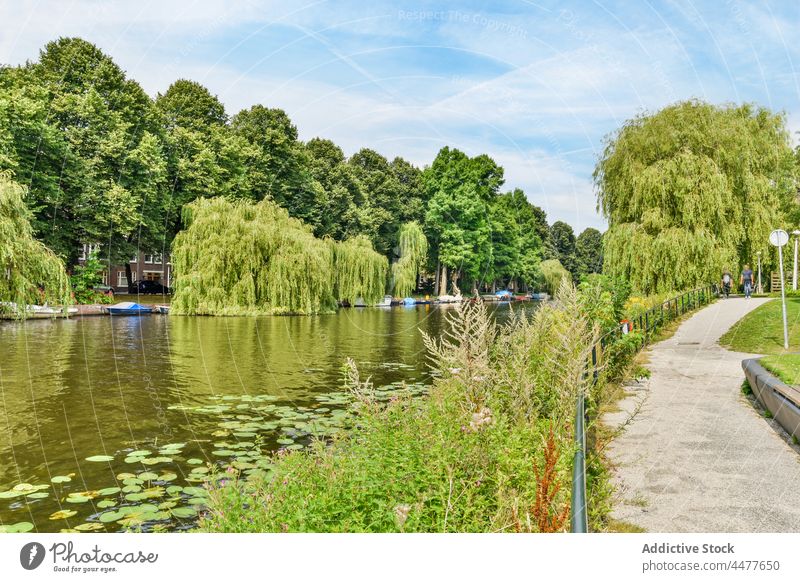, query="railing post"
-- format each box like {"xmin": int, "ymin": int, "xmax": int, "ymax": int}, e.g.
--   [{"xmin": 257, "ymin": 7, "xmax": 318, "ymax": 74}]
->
[{"xmin": 570, "ymin": 390, "xmax": 587, "ymax": 533}]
